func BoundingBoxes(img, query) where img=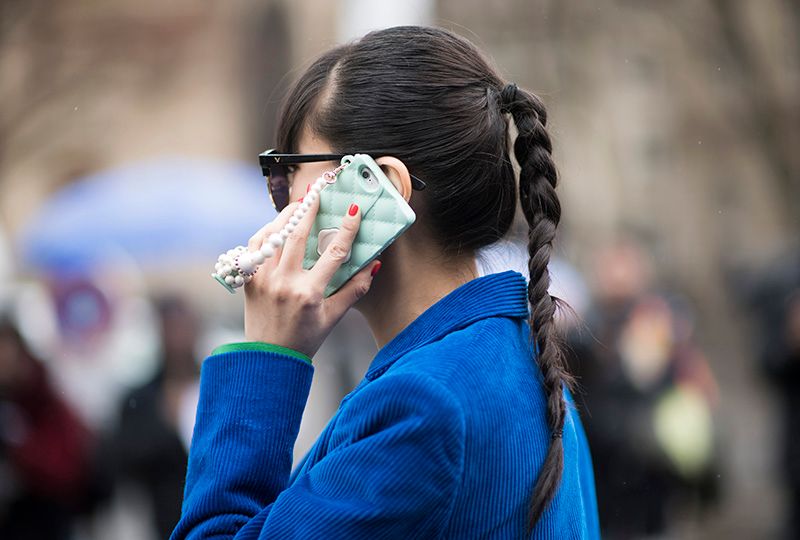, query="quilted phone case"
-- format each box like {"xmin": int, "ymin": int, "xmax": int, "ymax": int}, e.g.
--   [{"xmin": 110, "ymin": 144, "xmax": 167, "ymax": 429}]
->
[{"xmin": 303, "ymin": 154, "xmax": 416, "ymax": 297}]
